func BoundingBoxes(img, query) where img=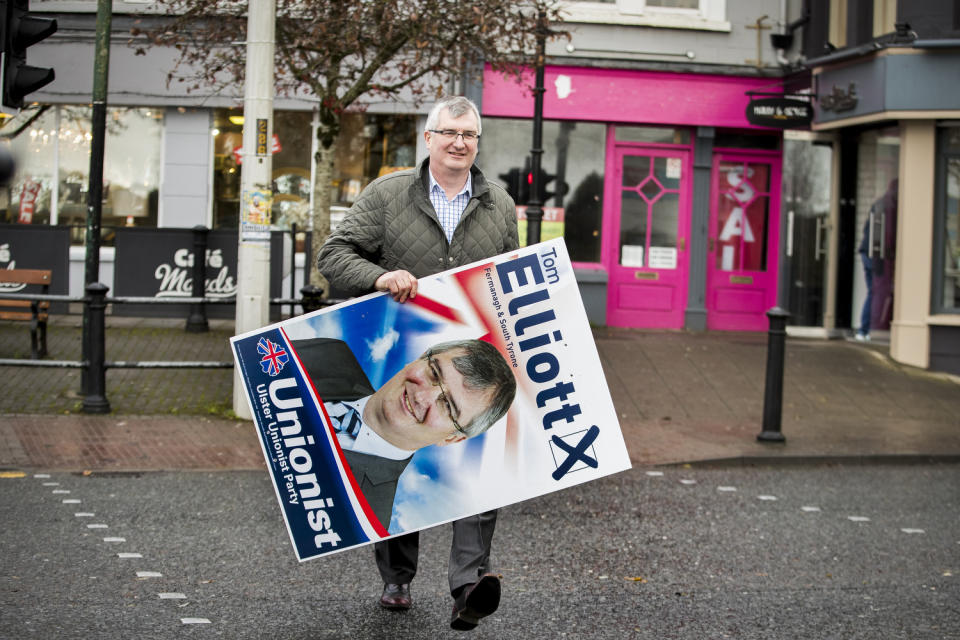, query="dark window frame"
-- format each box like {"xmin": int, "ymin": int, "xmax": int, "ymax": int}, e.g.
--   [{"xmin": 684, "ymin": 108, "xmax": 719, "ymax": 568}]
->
[{"xmin": 931, "ymin": 121, "xmax": 960, "ymax": 314}]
